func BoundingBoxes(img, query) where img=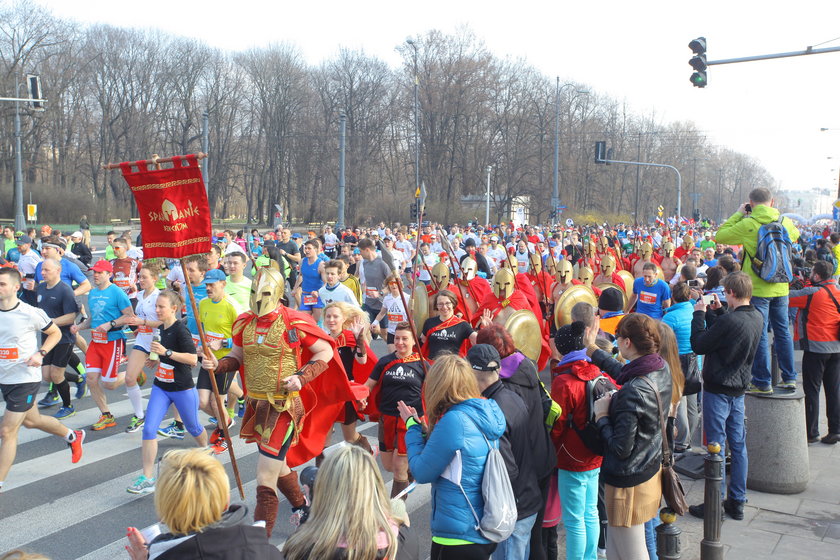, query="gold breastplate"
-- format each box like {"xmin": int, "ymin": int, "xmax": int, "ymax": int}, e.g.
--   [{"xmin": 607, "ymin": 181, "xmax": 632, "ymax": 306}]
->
[{"xmin": 242, "ymin": 317, "xmax": 300, "ymax": 407}]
